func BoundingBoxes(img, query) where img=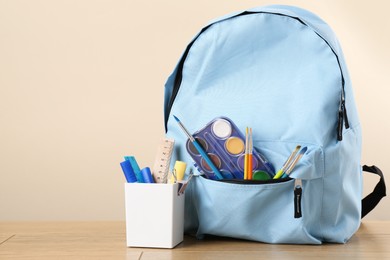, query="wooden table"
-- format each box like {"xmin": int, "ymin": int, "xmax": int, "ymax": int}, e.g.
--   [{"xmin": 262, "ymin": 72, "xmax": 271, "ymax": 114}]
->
[{"xmin": 0, "ymin": 221, "xmax": 389, "ymax": 259}]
